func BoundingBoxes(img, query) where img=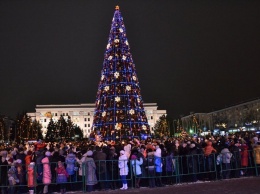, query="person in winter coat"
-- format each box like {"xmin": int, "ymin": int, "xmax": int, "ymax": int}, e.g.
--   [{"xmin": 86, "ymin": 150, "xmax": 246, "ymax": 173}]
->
[
  {"xmin": 165, "ymin": 147, "xmax": 175, "ymax": 185},
  {"xmin": 203, "ymin": 141, "xmax": 217, "ymax": 179},
  {"xmin": 154, "ymin": 145, "xmax": 164, "ymax": 187},
  {"xmin": 130, "ymin": 152, "xmax": 143, "ymax": 188},
  {"xmin": 8, "ymin": 165, "xmax": 19, "ymax": 194},
  {"xmin": 204, "ymin": 141, "xmax": 217, "ymax": 156},
  {"xmin": 35, "ymin": 150, "xmax": 44, "ymax": 193},
  {"xmin": 188, "ymin": 143, "xmax": 199, "ymax": 182},
  {"xmin": 240, "ymin": 143, "xmax": 249, "ymax": 175},
  {"xmin": 254, "ymin": 142, "xmax": 260, "ymax": 165},
  {"xmin": 146, "ymin": 148, "xmax": 156, "ymax": 188},
  {"xmin": 65, "ymin": 150, "xmax": 77, "ymax": 190},
  {"xmin": 93, "ymin": 146, "xmax": 107, "ymax": 191},
  {"xmin": 42, "ymin": 151, "xmax": 52, "ymax": 194},
  {"xmin": 107, "ymin": 146, "xmax": 118, "ymax": 190},
  {"xmin": 118, "ymin": 150, "xmax": 129, "ymax": 190},
  {"xmin": 55, "ymin": 161, "xmax": 69, "ymax": 194},
  {"xmin": 27, "ymin": 162, "xmax": 36, "ymax": 194},
  {"xmin": 16, "ymin": 158, "xmax": 27, "ymax": 193},
  {"xmin": 83, "ymin": 150, "xmax": 98, "ymax": 192},
  {"xmin": 65, "ymin": 150, "xmax": 77, "ymax": 182},
  {"xmin": 50, "ymin": 150, "xmax": 61, "ymax": 184},
  {"xmin": 220, "ymin": 145, "xmax": 233, "ymax": 179},
  {"xmin": 25, "ymin": 151, "xmax": 33, "ymax": 169}
]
